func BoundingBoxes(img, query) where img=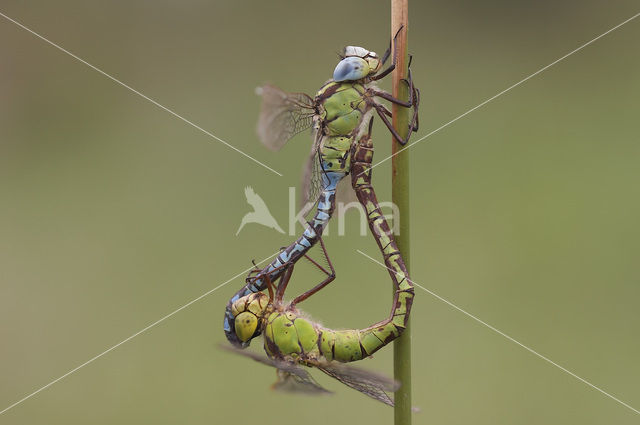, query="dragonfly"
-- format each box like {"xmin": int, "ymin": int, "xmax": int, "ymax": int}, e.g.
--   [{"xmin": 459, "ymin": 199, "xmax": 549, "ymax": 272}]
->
[
  {"xmin": 223, "ymin": 124, "xmax": 415, "ymax": 406},
  {"xmin": 224, "ymin": 31, "xmax": 419, "ymax": 346}
]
